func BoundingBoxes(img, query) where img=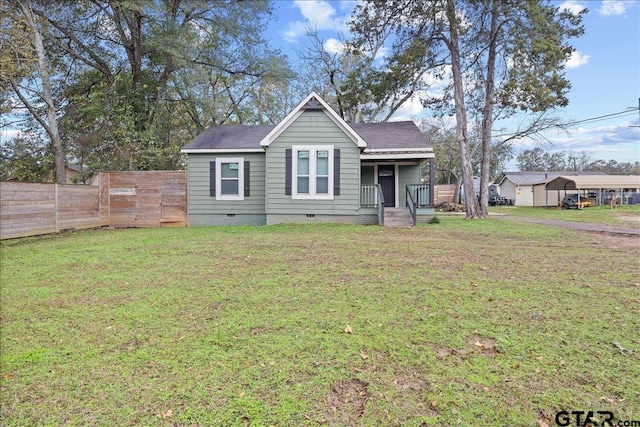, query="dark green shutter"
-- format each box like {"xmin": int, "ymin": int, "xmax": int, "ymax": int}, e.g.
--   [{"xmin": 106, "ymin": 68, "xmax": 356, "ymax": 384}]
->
[
  {"xmin": 244, "ymin": 161, "xmax": 250, "ymax": 197},
  {"xmin": 209, "ymin": 160, "xmax": 216, "ymax": 197},
  {"xmin": 285, "ymin": 149, "xmax": 292, "ymax": 195},
  {"xmin": 333, "ymin": 149, "xmax": 340, "ymax": 196}
]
